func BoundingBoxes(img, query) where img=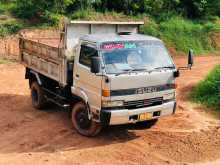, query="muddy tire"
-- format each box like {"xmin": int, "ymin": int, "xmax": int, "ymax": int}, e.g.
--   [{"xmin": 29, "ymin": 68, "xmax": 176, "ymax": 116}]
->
[
  {"xmin": 30, "ymin": 82, "xmax": 46, "ymax": 109},
  {"xmin": 71, "ymin": 102, "xmax": 102, "ymax": 137}
]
